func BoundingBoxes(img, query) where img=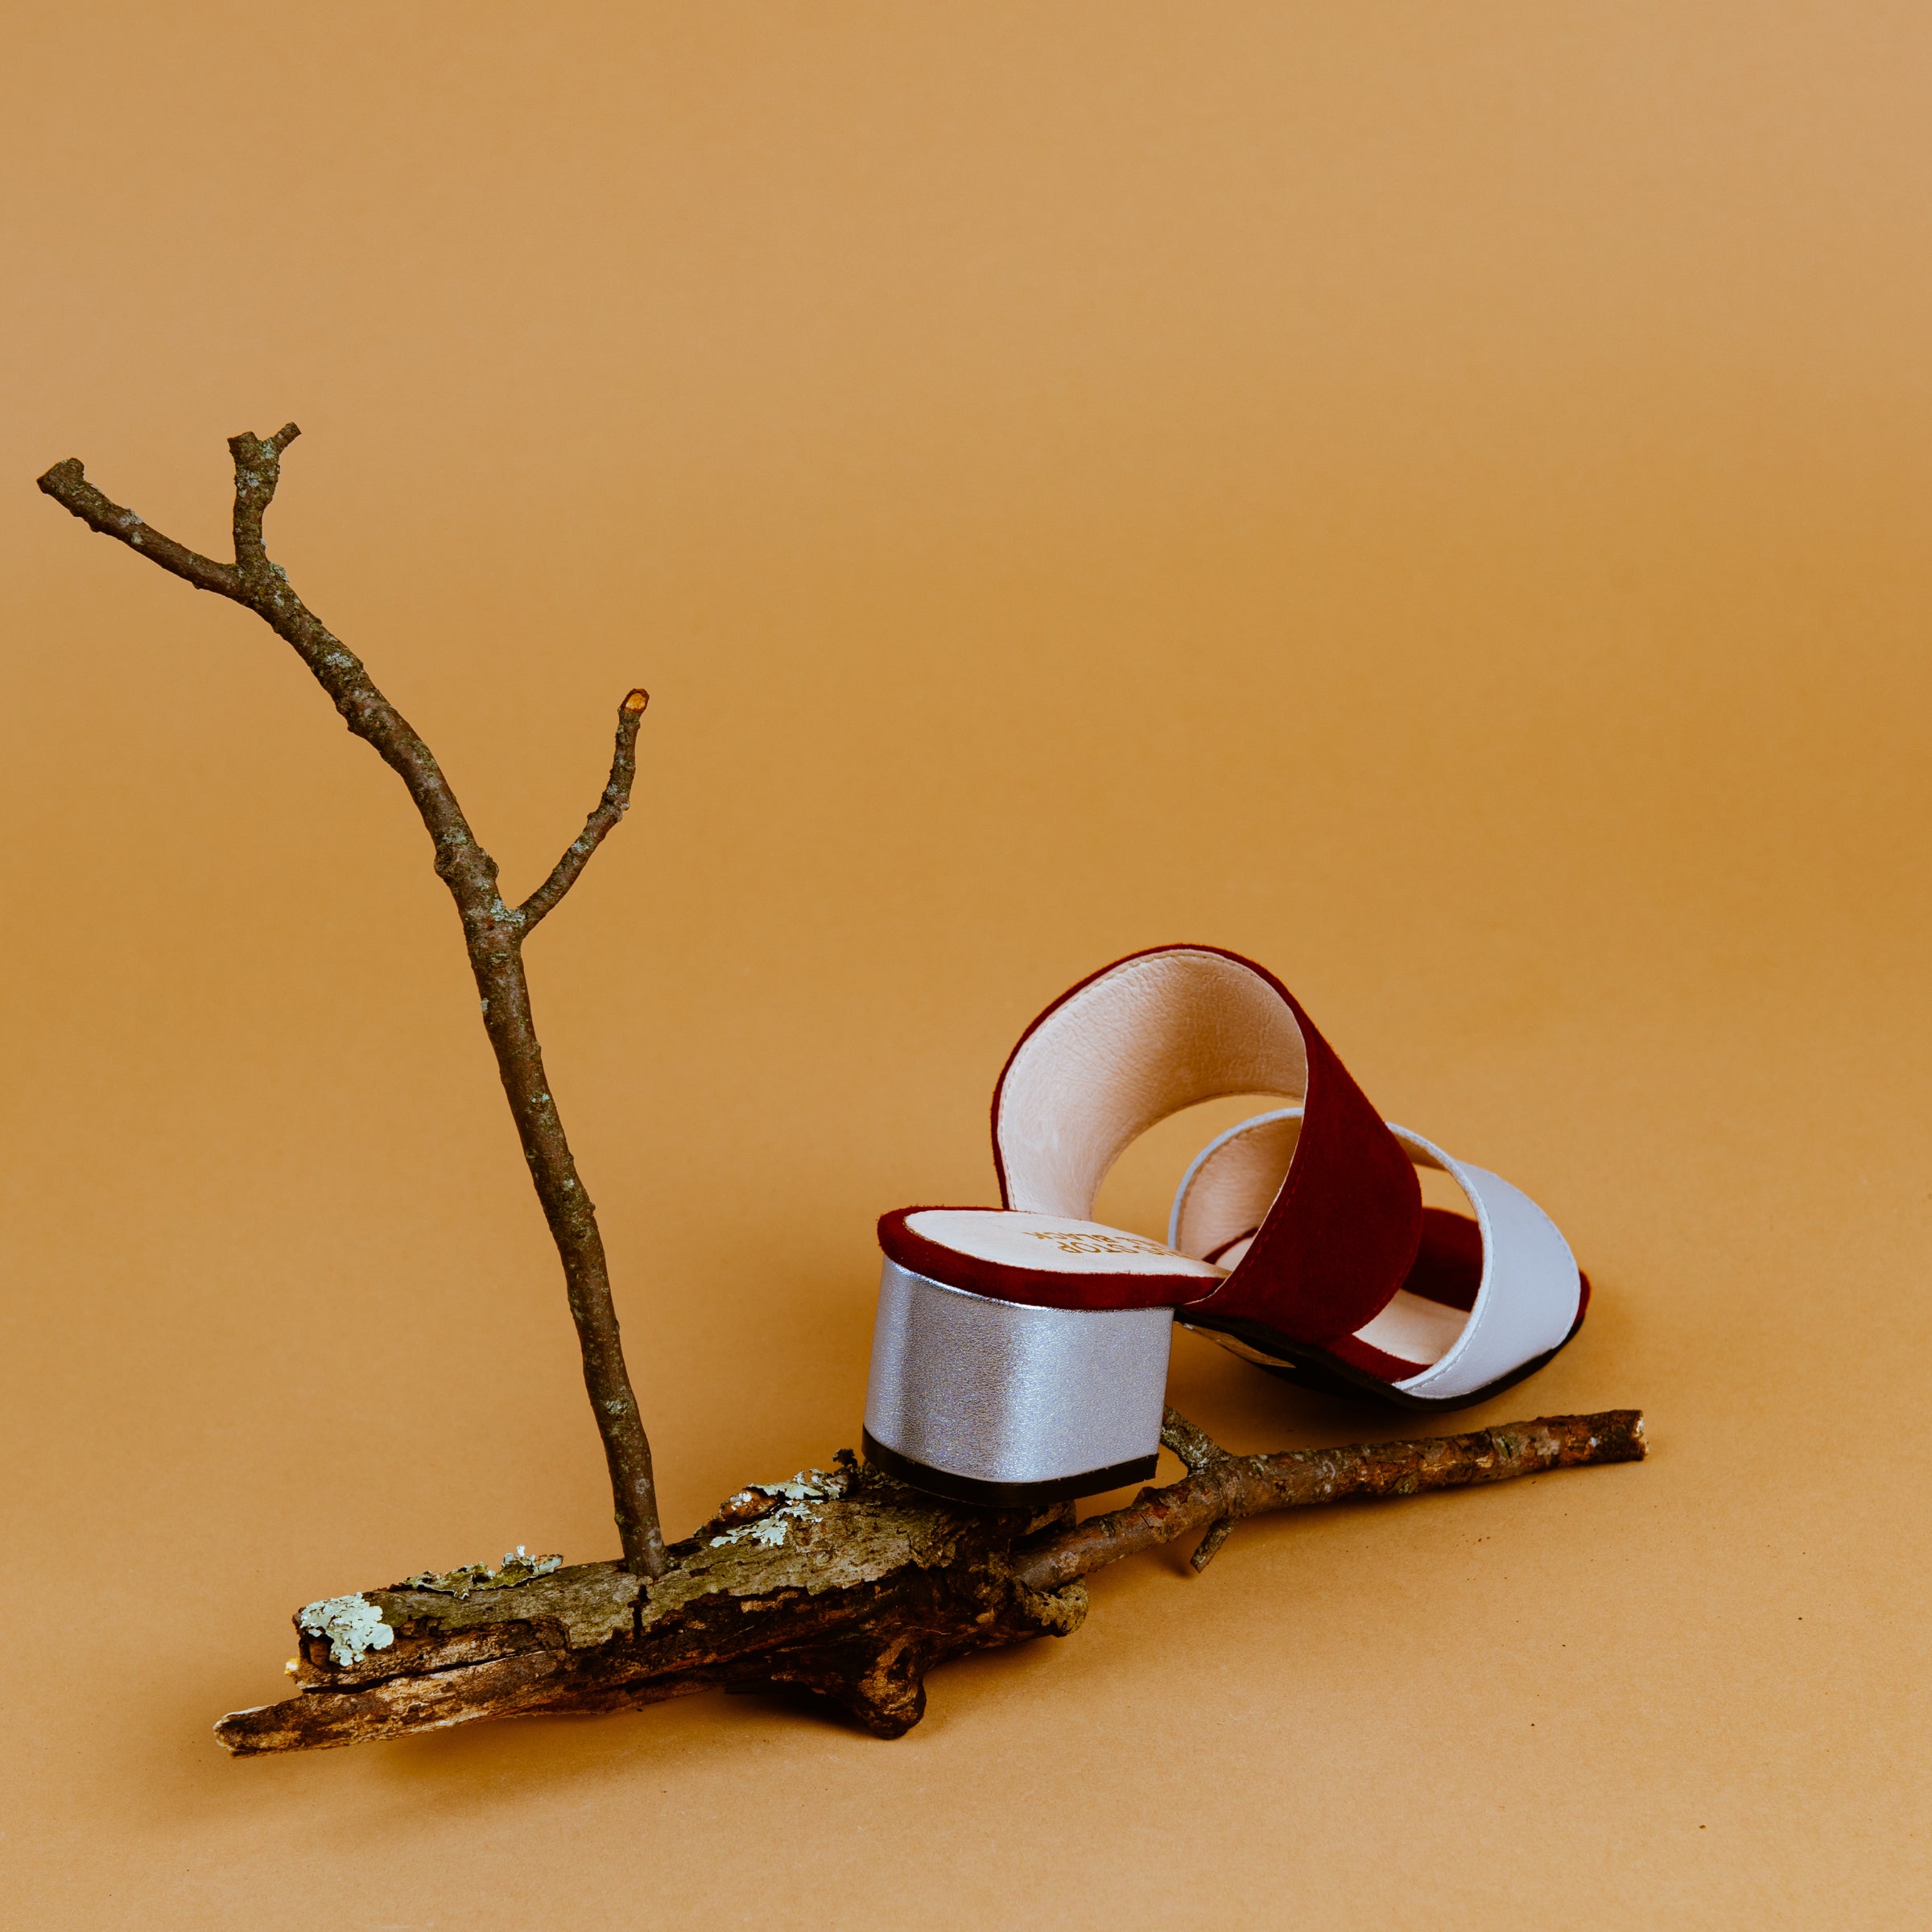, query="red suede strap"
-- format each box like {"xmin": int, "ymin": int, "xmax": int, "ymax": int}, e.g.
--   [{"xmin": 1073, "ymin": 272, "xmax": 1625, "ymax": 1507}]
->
[
  {"xmin": 1178, "ymin": 968, "xmax": 1419, "ymax": 1340},
  {"xmin": 994, "ymin": 946, "xmax": 1422, "ymax": 1342}
]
